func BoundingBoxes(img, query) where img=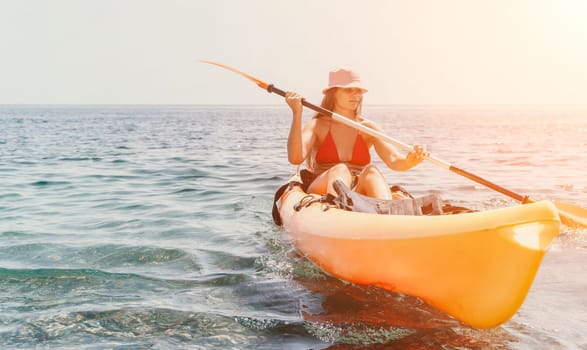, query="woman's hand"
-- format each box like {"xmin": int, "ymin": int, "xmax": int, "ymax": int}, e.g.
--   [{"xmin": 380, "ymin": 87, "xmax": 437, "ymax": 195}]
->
[
  {"xmin": 285, "ymin": 91, "xmax": 304, "ymax": 115},
  {"xmin": 406, "ymin": 144, "xmax": 429, "ymax": 166}
]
